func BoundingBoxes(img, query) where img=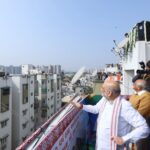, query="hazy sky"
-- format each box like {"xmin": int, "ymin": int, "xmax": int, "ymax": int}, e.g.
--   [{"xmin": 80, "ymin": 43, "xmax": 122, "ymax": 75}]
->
[{"xmin": 0, "ymin": 0, "xmax": 150, "ymax": 71}]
